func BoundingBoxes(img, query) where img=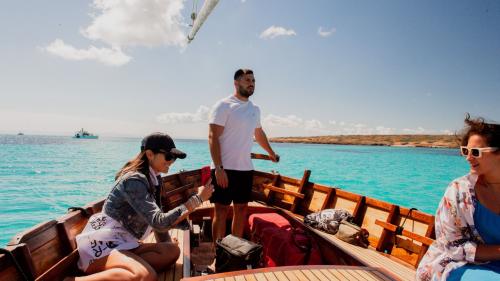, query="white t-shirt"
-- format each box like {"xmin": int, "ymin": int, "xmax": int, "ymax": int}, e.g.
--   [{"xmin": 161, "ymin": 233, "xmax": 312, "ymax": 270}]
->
[{"xmin": 209, "ymin": 95, "xmax": 261, "ymax": 171}]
